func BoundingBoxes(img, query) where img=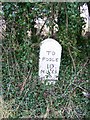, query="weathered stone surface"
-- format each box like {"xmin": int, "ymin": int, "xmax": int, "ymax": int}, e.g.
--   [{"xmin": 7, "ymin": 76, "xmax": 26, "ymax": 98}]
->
[{"xmin": 39, "ymin": 38, "xmax": 62, "ymax": 84}]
